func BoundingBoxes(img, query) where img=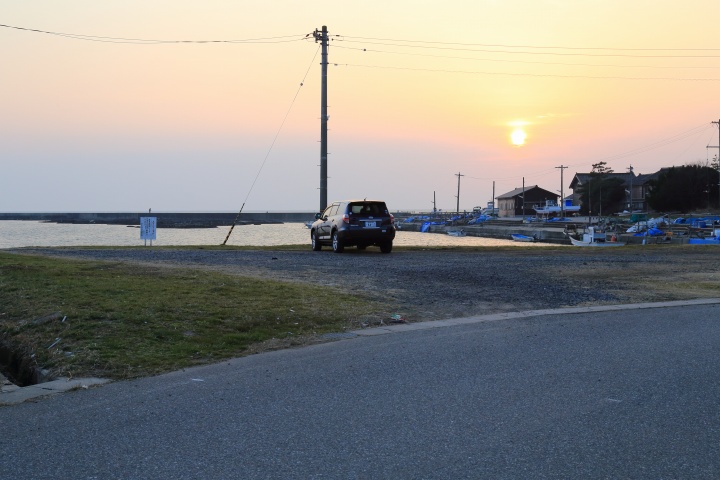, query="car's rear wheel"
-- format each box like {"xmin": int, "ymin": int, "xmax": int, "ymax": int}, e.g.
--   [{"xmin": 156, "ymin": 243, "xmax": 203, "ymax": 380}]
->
[
  {"xmin": 380, "ymin": 241, "xmax": 393, "ymax": 253},
  {"xmin": 311, "ymin": 231, "xmax": 321, "ymax": 251},
  {"xmin": 332, "ymin": 231, "xmax": 344, "ymax": 253}
]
